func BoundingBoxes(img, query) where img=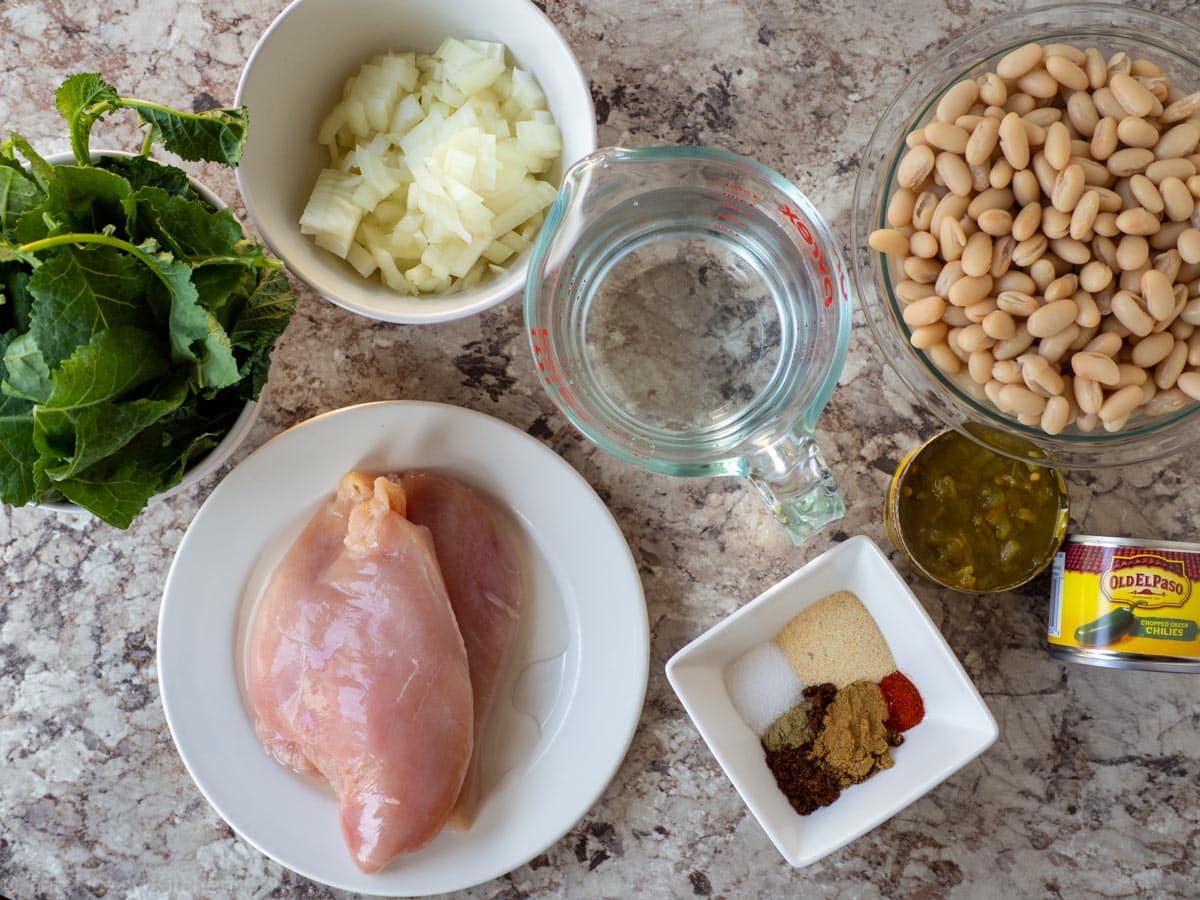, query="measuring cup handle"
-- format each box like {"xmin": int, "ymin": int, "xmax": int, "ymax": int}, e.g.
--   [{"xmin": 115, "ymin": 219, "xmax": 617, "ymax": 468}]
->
[{"xmin": 746, "ymin": 430, "xmax": 845, "ymax": 545}]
